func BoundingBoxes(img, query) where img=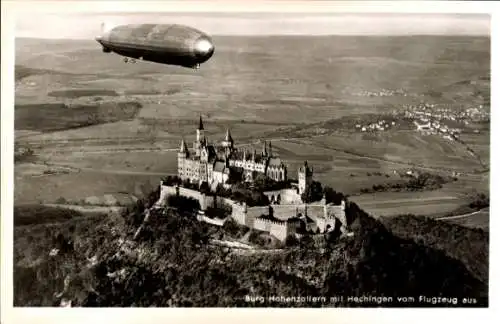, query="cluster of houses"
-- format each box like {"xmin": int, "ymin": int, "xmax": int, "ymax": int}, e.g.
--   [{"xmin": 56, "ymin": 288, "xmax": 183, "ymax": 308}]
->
[
  {"xmin": 355, "ymin": 120, "xmax": 397, "ymax": 132},
  {"xmin": 342, "ymin": 87, "xmax": 408, "ymax": 97},
  {"xmin": 403, "ymin": 103, "xmax": 489, "ymax": 123}
]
